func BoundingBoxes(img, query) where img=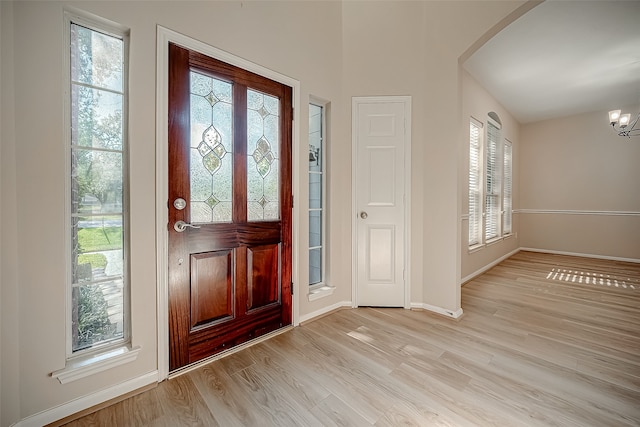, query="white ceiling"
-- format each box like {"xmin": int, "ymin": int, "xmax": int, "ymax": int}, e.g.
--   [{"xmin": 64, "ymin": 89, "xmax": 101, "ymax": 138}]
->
[{"xmin": 463, "ymin": 0, "xmax": 640, "ymax": 124}]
